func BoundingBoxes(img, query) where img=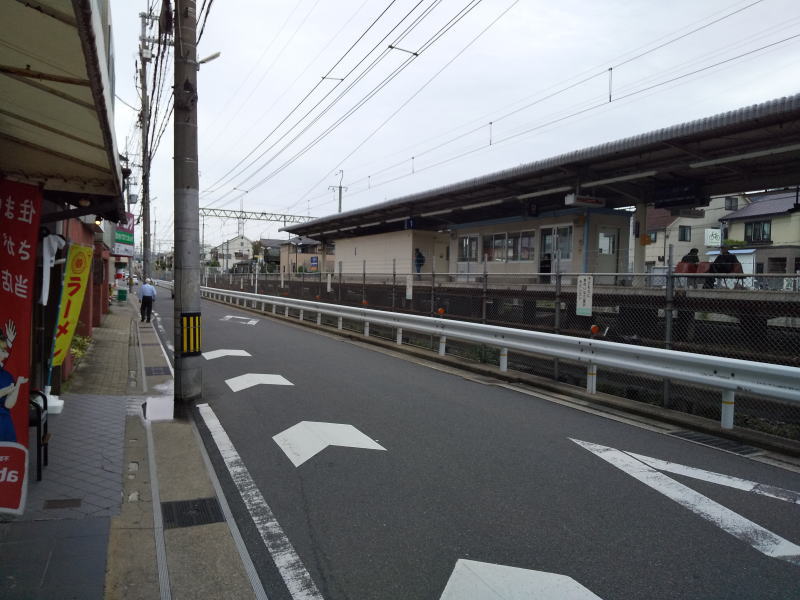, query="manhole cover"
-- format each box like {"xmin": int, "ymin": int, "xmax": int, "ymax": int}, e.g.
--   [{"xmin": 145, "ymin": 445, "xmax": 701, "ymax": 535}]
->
[
  {"xmin": 670, "ymin": 430, "xmax": 760, "ymax": 456},
  {"xmin": 145, "ymin": 366, "xmax": 172, "ymax": 376},
  {"xmin": 44, "ymin": 498, "xmax": 82, "ymax": 509},
  {"xmin": 161, "ymin": 497, "xmax": 224, "ymax": 529}
]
